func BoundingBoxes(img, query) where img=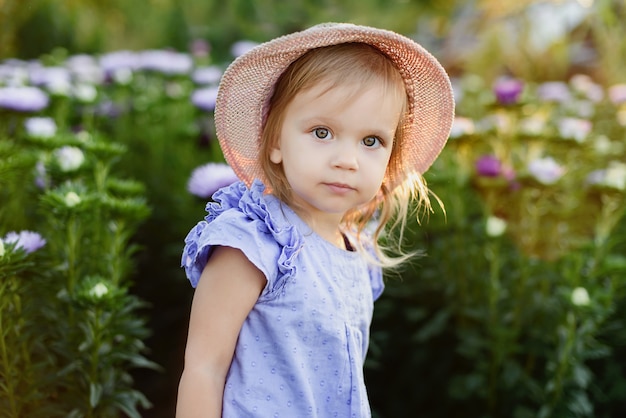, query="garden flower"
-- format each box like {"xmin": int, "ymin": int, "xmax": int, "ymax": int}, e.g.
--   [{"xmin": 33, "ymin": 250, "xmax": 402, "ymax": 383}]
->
[
  {"xmin": 608, "ymin": 84, "xmax": 626, "ymax": 105},
  {"xmin": 570, "ymin": 74, "xmax": 604, "ymax": 102},
  {"xmin": 72, "ymin": 84, "xmax": 98, "ymax": 103},
  {"xmin": 192, "ymin": 66, "xmax": 223, "ymax": 85},
  {"xmin": 25, "ymin": 117, "xmax": 57, "ymax": 138},
  {"xmin": 537, "ymin": 81, "xmax": 571, "ymax": 103},
  {"xmin": 35, "ymin": 161, "xmax": 49, "ymax": 189},
  {"xmin": 64, "ymin": 191, "xmax": 82, "ymax": 207},
  {"xmin": 493, "ymin": 77, "xmax": 524, "ymax": 105},
  {"xmin": 138, "ymin": 50, "xmax": 193, "ymax": 75},
  {"xmin": 89, "ymin": 282, "xmax": 109, "ymax": 299},
  {"xmin": 475, "ymin": 155, "xmax": 502, "ymax": 177},
  {"xmin": 486, "ymin": 216, "xmax": 507, "ymax": 237},
  {"xmin": 571, "ymin": 287, "xmax": 590, "ymax": 306},
  {"xmin": 0, "ymin": 61, "xmax": 29, "ymax": 86},
  {"xmin": 29, "ymin": 66, "xmax": 72, "ymax": 96},
  {"xmin": 66, "ymin": 54, "xmax": 104, "ymax": 85},
  {"xmin": 449, "ymin": 116, "xmax": 475, "ymax": 138},
  {"xmin": 557, "ymin": 117, "xmax": 592, "ymax": 142},
  {"xmin": 588, "ymin": 162, "xmax": 626, "ymax": 191},
  {"xmin": 0, "ymin": 86, "xmax": 49, "ymax": 112},
  {"xmin": 187, "ymin": 162, "xmax": 238, "ymax": 198},
  {"xmin": 230, "ymin": 40, "xmax": 259, "ymax": 57},
  {"xmin": 112, "ymin": 68, "xmax": 133, "ymax": 85},
  {"xmin": 100, "ymin": 50, "xmax": 139, "ymax": 73},
  {"xmin": 4, "ymin": 230, "xmax": 46, "ymax": 254},
  {"xmin": 54, "ymin": 146, "xmax": 85, "ymax": 172},
  {"xmin": 519, "ymin": 115, "xmax": 546, "ymax": 136},
  {"xmin": 190, "ymin": 39, "xmax": 211, "ymax": 58},
  {"xmin": 527, "ymin": 157, "xmax": 565, "ymax": 184},
  {"xmin": 191, "ymin": 86, "xmax": 219, "ymax": 111}
]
